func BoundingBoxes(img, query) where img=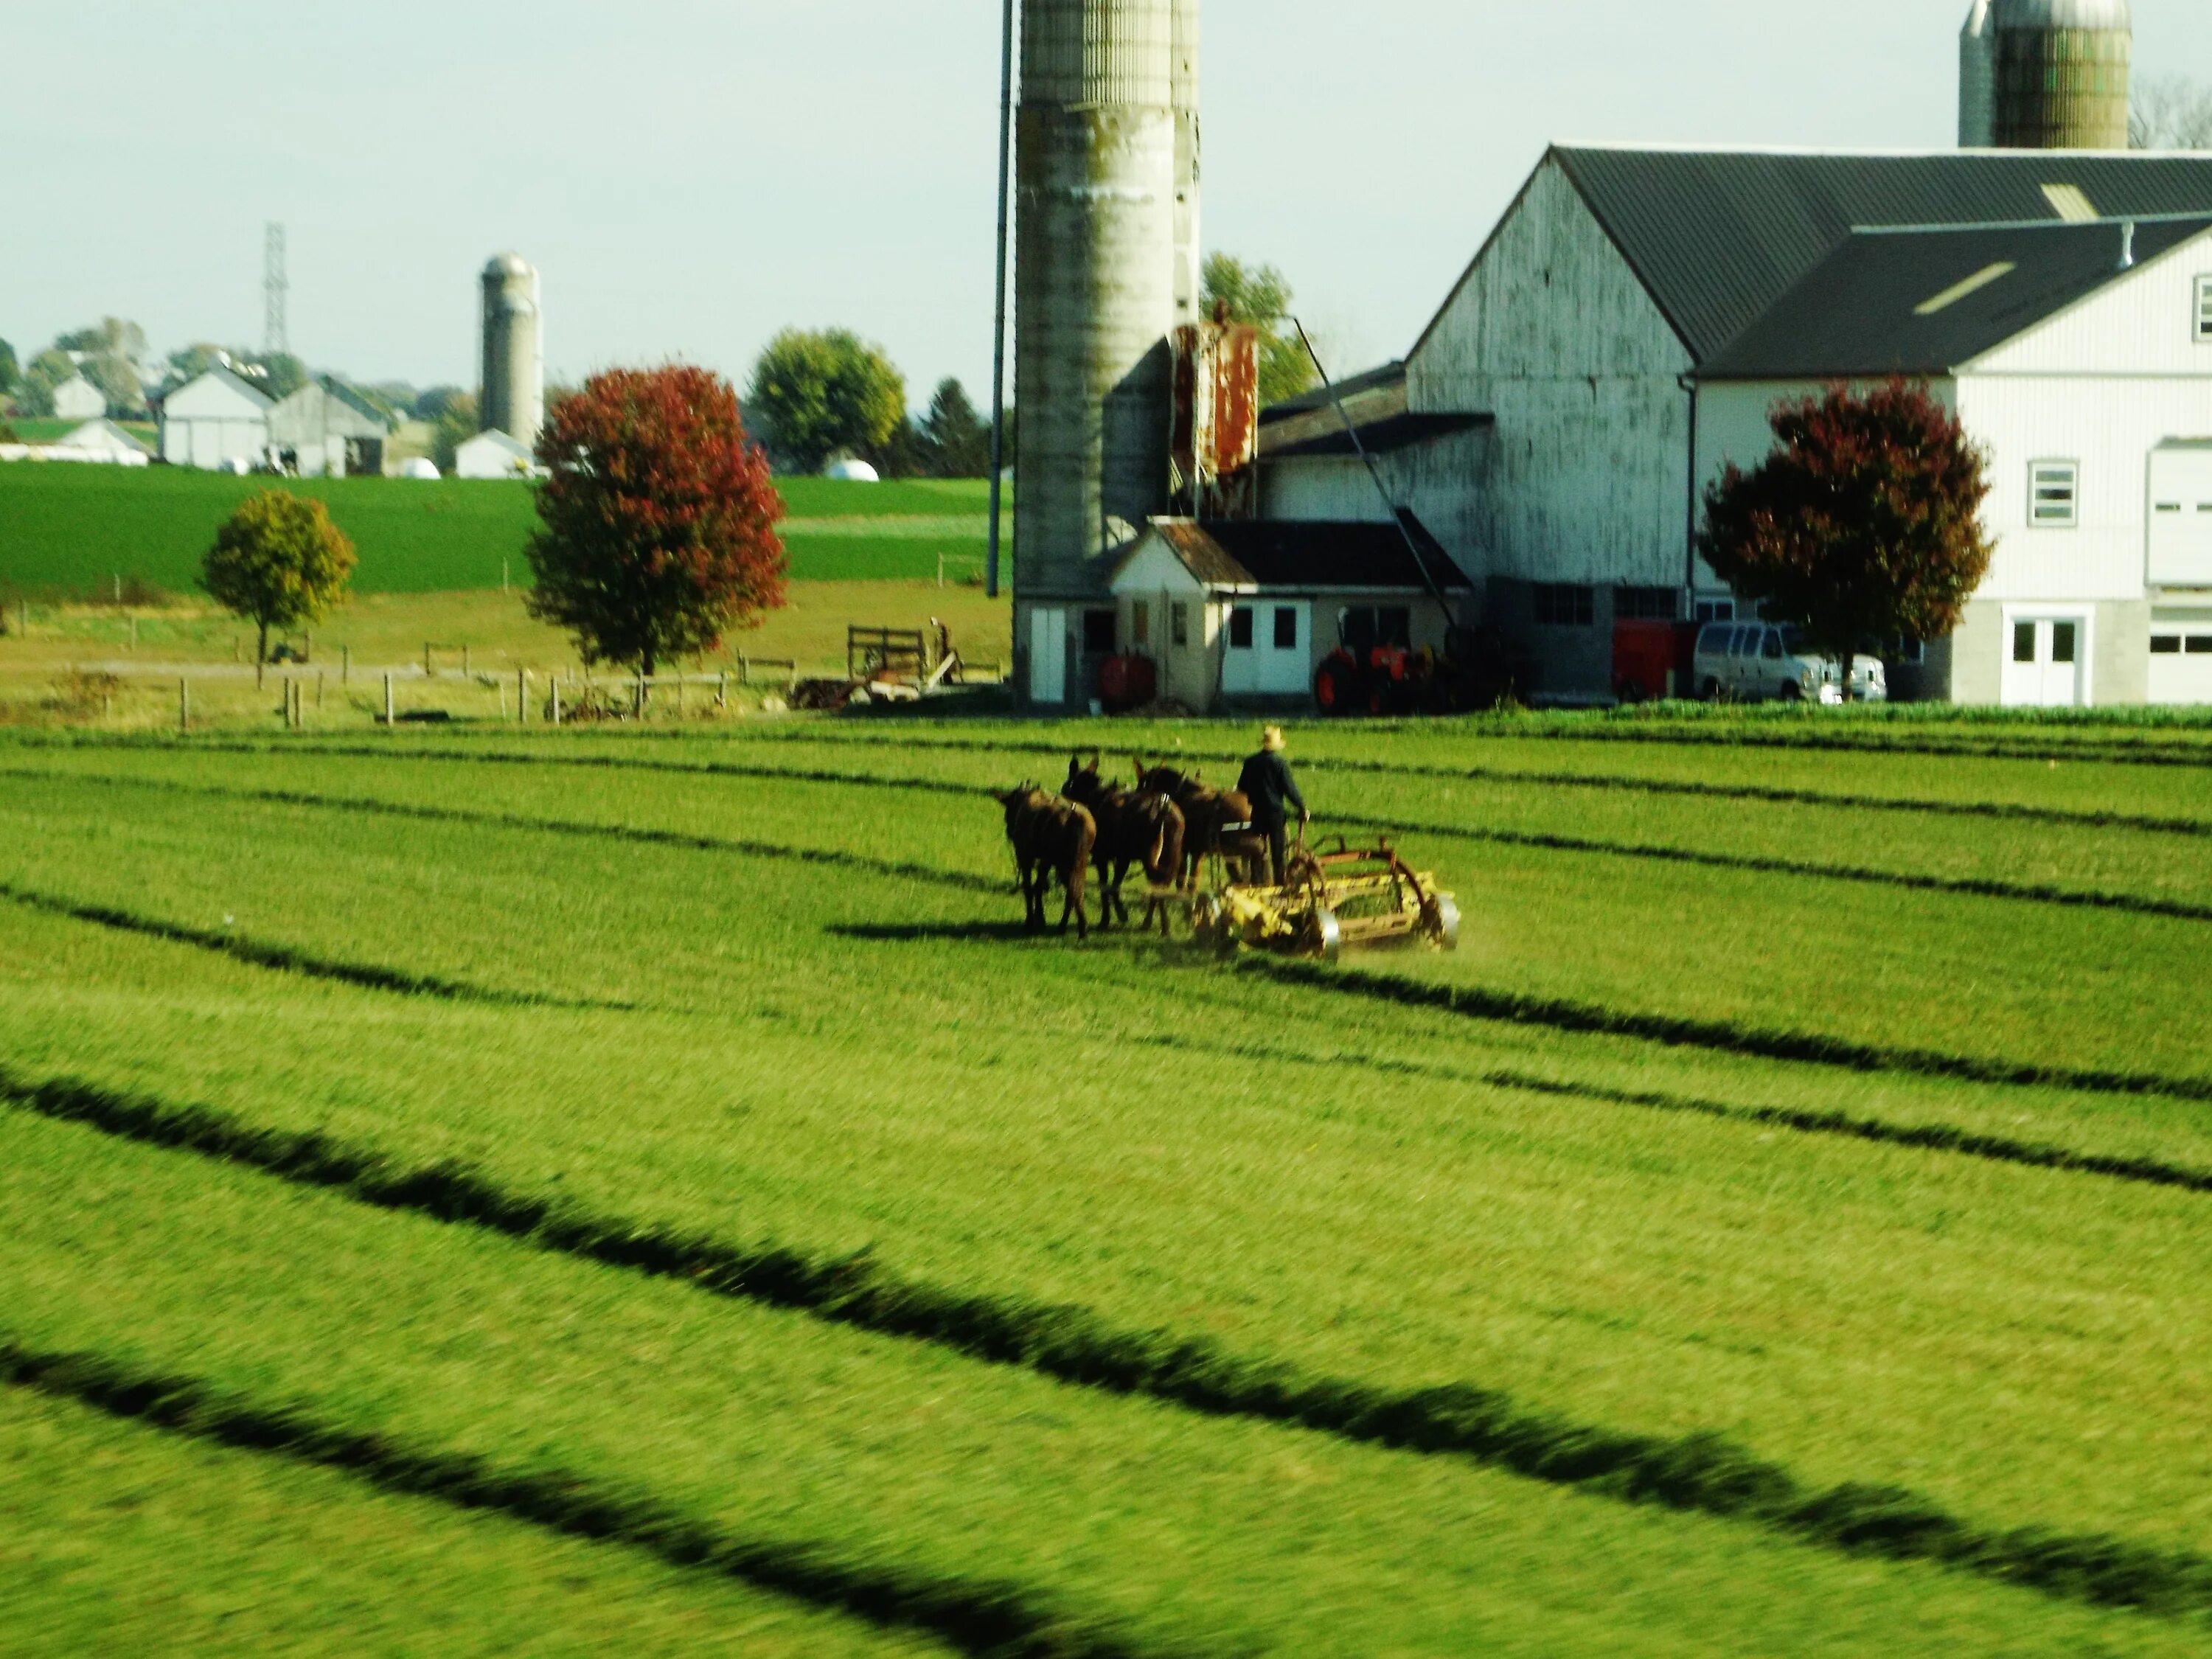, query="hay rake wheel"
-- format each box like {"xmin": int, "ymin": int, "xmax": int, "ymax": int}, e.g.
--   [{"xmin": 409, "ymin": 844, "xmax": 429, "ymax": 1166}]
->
[{"xmin": 1199, "ymin": 835, "xmax": 1456, "ymax": 961}]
